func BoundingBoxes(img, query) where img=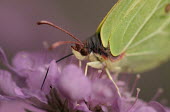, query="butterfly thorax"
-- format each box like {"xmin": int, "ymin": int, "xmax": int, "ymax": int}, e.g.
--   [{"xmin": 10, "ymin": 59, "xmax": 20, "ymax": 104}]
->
[
  {"xmin": 71, "ymin": 34, "xmax": 126, "ymax": 72},
  {"xmin": 71, "ymin": 34, "xmax": 122, "ymax": 62}
]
